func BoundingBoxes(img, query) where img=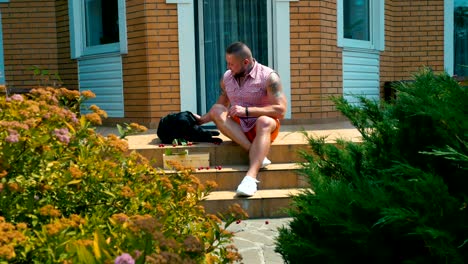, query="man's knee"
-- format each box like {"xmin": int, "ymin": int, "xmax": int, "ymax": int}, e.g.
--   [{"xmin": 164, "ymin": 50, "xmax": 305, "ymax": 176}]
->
[
  {"xmin": 208, "ymin": 104, "xmax": 227, "ymax": 121},
  {"xmin": 256, "ymin": 116, "xmax": 276, "ymax": 132}
]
